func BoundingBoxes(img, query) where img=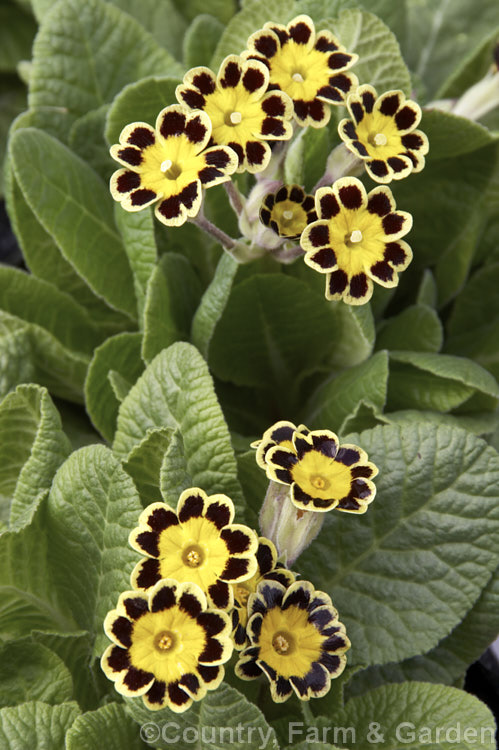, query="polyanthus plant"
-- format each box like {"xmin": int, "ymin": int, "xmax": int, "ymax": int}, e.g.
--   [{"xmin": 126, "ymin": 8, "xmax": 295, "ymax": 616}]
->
[{"xmin": 128, "ymin": 488, "xmax": 259, "ymax": 610}]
